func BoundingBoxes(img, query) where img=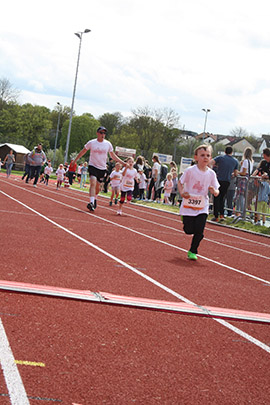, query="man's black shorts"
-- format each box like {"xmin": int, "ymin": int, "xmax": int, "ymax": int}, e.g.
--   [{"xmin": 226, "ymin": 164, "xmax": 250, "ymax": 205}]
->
[{"xmin": 88, "ymin": 165, "xmax": 106, "ymax": 183}]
